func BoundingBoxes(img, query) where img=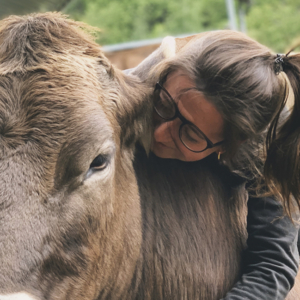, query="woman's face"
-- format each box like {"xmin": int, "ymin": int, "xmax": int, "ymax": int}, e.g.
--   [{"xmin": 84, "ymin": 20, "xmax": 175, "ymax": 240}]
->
[{"xmin": 151, "ymin": 70, "xmax": 225, "ymax": 162}]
